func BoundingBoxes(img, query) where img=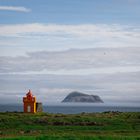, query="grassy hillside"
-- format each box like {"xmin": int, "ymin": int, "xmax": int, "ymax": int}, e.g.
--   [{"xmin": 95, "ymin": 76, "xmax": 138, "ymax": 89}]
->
[{"xmin": 0, "ymin": 112, "xmax": 140, "ymax": 139}]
